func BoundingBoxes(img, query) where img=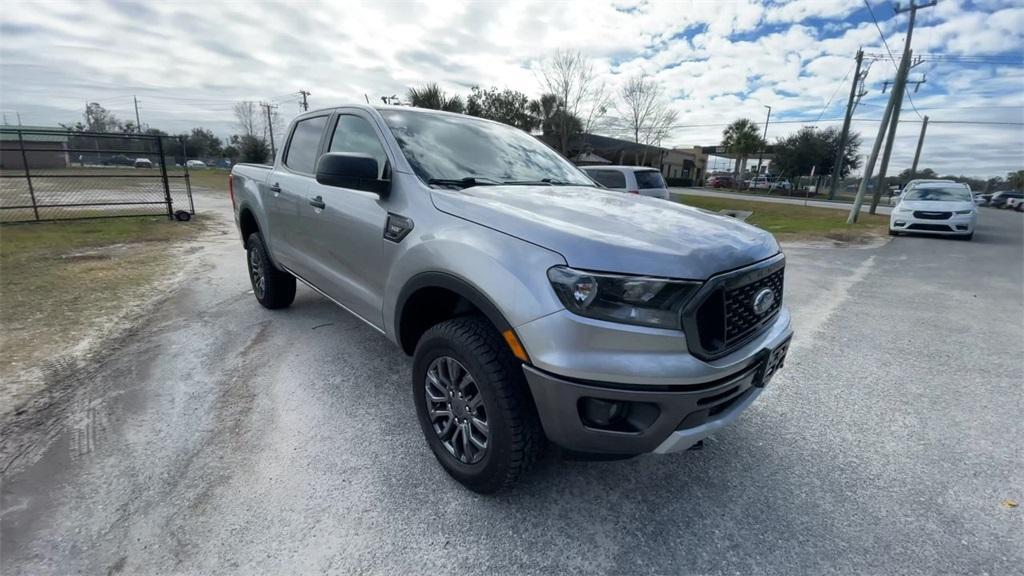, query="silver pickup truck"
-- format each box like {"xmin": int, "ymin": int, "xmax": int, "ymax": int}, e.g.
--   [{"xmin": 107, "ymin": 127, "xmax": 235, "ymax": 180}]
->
[{"xmin": 230, "ymin": 105, "xmax": 792, "ymax": 493}]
